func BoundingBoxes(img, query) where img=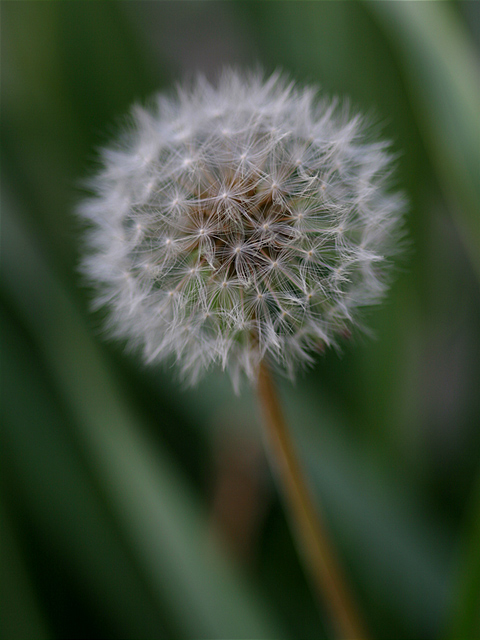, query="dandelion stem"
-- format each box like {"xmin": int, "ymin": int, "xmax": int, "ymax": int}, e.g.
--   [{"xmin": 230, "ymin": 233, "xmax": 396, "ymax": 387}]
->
[{"xmin": 257, "ymin": 360, "xmax": 368, "ymax": 640}]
